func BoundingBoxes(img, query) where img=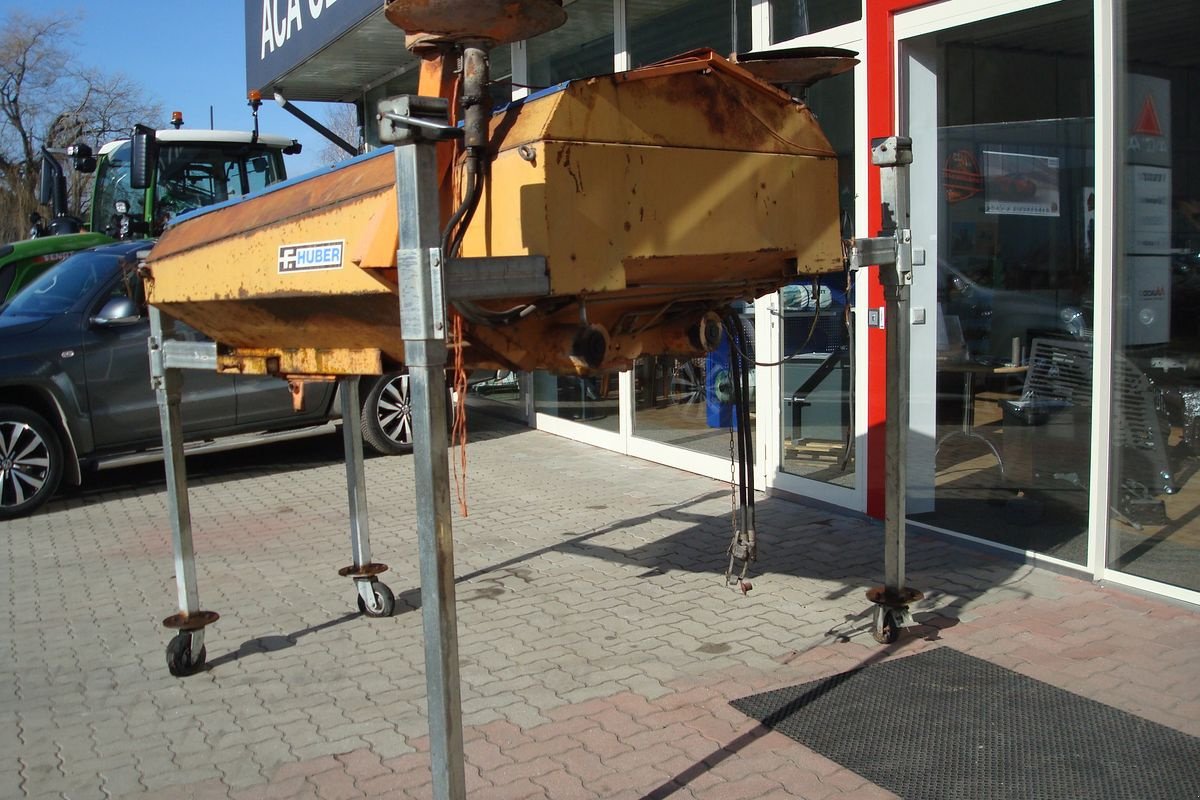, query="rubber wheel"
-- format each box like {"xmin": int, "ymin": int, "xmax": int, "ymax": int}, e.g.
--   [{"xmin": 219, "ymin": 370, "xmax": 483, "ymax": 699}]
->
[
  {"xmin": 872, "ymin": 609, "xmax": 900, "ymax": 644},
  {"xmin": 165, "ymin": 633, "xmax": 207, "ymax": 677},
  {"xmin": 361, "ymin": 371, "xmax": 414, "ymax": 455},
  {"xmin": 0, "ymin": 405, "xmax": 64, "ymax": 520},
  {"xmin": 357, "ymin": 582, "xmax": 396, "ymax": 618}
]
